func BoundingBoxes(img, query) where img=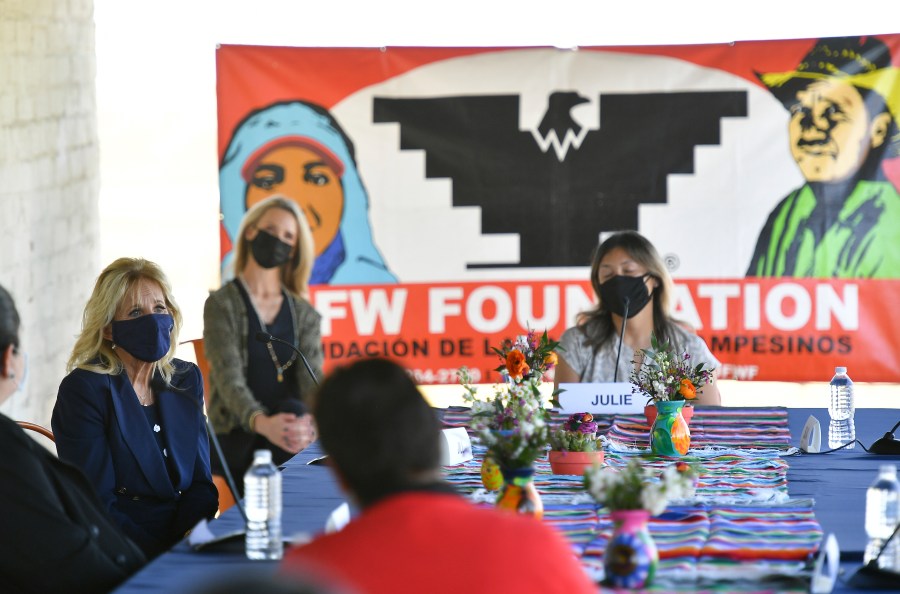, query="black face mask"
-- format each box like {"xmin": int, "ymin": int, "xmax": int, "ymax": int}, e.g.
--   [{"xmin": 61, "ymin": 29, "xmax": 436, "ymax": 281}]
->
[
  {"xmin": 250, "ymin": 229, "xmax": 293, "ymax": 269},
  {"xmin": 599, "ymin": 274, "xmax": 652, "ymax": 318}
]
